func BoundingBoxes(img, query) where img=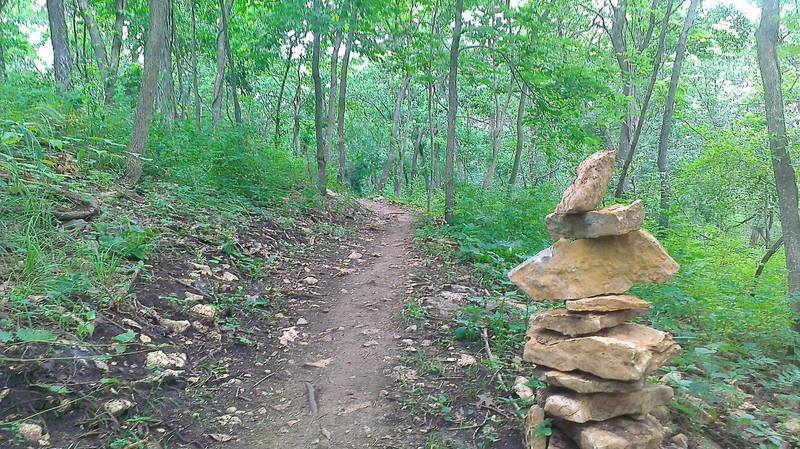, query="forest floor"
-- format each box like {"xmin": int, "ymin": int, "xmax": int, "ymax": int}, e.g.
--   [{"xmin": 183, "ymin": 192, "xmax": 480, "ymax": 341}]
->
[{"xmin": 1, "ymin": 189, "xmax": 521, "ymax": 449}]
